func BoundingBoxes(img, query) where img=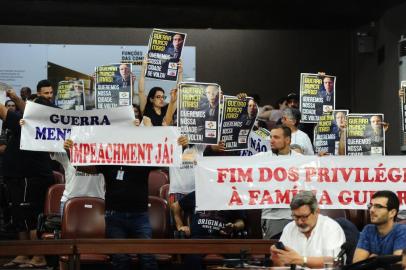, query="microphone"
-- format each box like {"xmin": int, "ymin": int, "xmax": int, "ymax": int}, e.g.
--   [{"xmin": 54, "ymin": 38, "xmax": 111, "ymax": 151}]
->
[{"xmin": 336, "ymin": 242, "xmax": 350, "ymax": 261}]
